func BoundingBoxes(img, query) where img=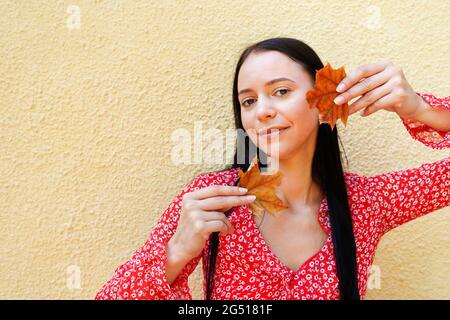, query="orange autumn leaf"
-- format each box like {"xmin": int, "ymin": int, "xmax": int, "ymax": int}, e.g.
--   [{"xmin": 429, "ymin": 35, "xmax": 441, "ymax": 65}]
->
[
  {"xmin": 306, "ymin": 63, "xmax": 349, "ymax": 130},
  {"xmin": 237, "ymin": 156, "xmax": 288, "ymax": 218}
]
